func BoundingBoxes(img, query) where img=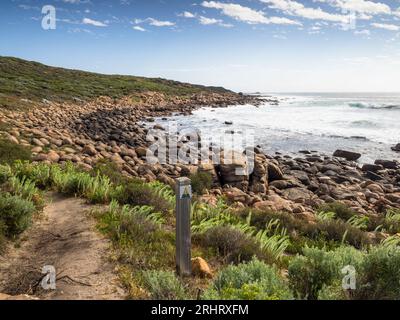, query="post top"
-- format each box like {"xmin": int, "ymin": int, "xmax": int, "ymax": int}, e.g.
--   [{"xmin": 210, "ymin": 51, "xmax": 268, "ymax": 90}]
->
[{"xmin": 176, "ymin": 177, "xmax": 191, "ymax": 185}]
